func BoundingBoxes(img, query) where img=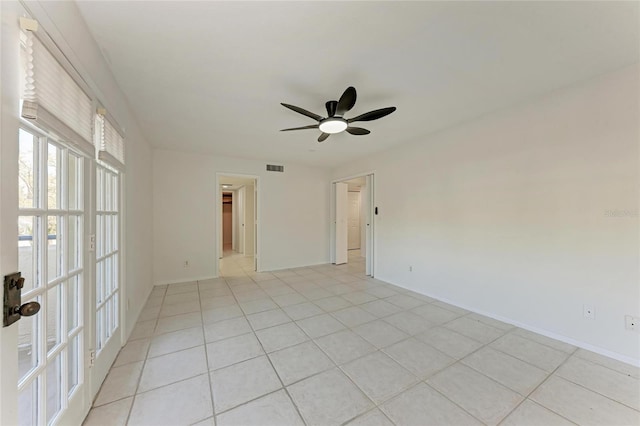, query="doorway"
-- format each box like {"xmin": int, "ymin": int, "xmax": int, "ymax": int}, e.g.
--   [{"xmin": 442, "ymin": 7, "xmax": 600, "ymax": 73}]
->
[
  {"xmin": 216, "ymin": 174, "xmax": 259, "ymax": 276},
  {"xmin": 332, "ymin": 174, "xmax": 374, "ymax": 276},
  {"xmin": 222, "ymin": 192, "xmax": 233, "ymax": 252}
]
